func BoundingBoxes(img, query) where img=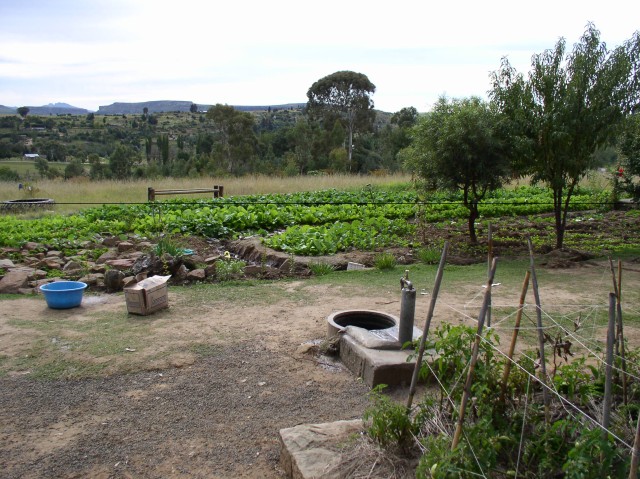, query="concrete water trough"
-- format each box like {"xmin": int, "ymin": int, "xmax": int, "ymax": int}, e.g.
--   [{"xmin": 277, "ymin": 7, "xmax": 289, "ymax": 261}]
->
[{"xmin": 326, "ymin": 309, "xmax": 422, "ymax": 388}]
